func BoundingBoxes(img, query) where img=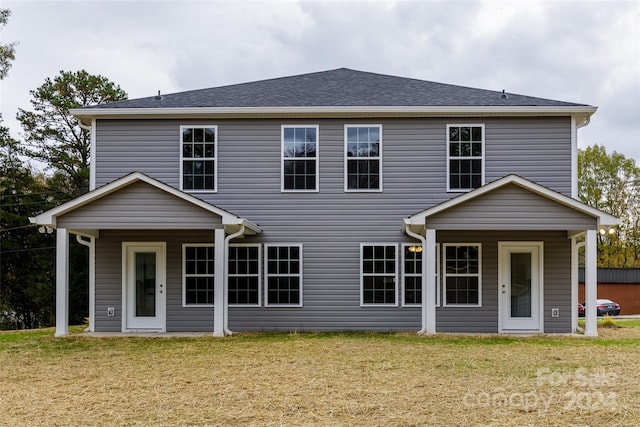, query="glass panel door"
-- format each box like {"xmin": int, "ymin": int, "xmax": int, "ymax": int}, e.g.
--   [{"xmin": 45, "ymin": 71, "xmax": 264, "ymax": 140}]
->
[
  {"xmin": 125, "ymin": 243, "xmax": 166, "ymax": 331},
  {"xmin": 135, "ymin": 252, "xmax": 156, "ymax": 317},
  {"xmin": 500, "ymin": 242, "xmax": 542, "ymax": 332},
  {"xmin": 510, "ymin": 252, "xmax": 532, "ymax": 318}
]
